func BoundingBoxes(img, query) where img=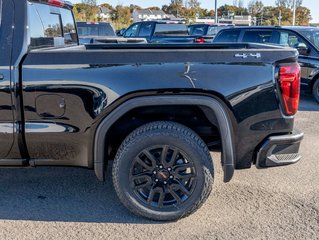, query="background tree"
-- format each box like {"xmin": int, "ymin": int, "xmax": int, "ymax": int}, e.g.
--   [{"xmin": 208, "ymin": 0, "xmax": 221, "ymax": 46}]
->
[
  {"xmin": 73, "ymin": 0, "xmax": 312, "ymax": 29},
  {"xmin": 129, "ymin": 4, "xmax": 142, "ymax": 13},
  {"xmin": 185, "ymin": 0, "xmax": 202, "ymax": 21},
  {"xmin": 295, "ymin": 6, "xmax": 311, "ymax": 26},
  {"xmin": 82, "ymin": 0, "xmax": 98, "ymax": 21},
  {"xmin": 163, "ymin": 0, "xmax": 186, "ymax": 17},
  {"xmin": 112, "ymin": 5, "xmax": 132, "ymax": 30}
]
